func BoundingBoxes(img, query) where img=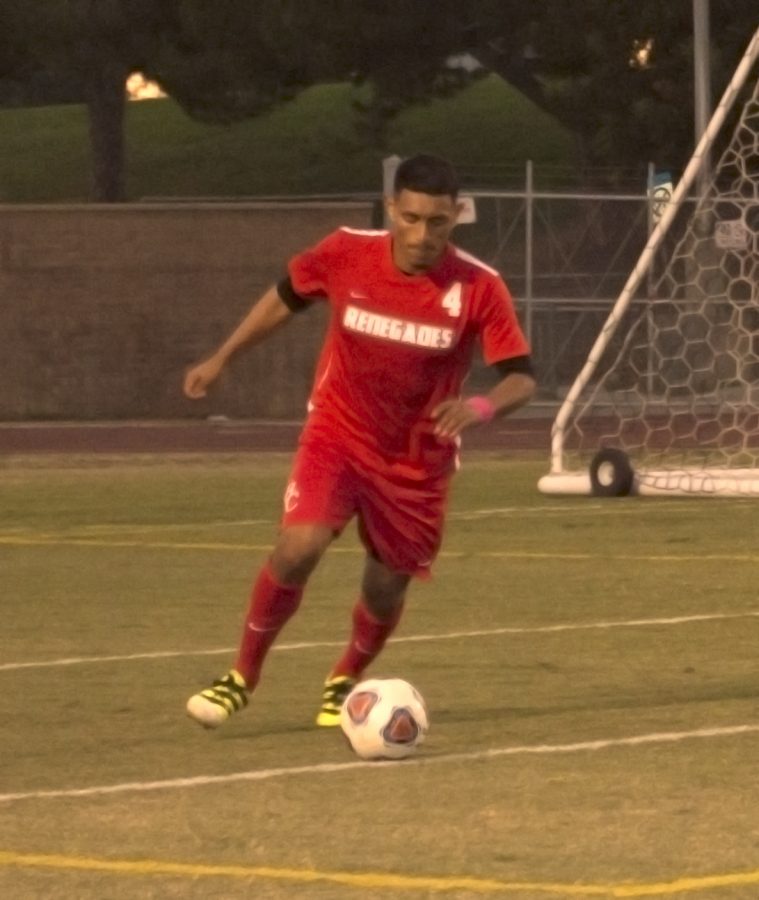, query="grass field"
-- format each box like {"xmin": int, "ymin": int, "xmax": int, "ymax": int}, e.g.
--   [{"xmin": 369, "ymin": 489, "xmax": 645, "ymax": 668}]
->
[
  {"xmin": 0, "ymin": 75, "xmax": 576, "ymax": 202},
  {"xmin": 2, "ymin": 451, "xmax": 759, "ymax": 899}
]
